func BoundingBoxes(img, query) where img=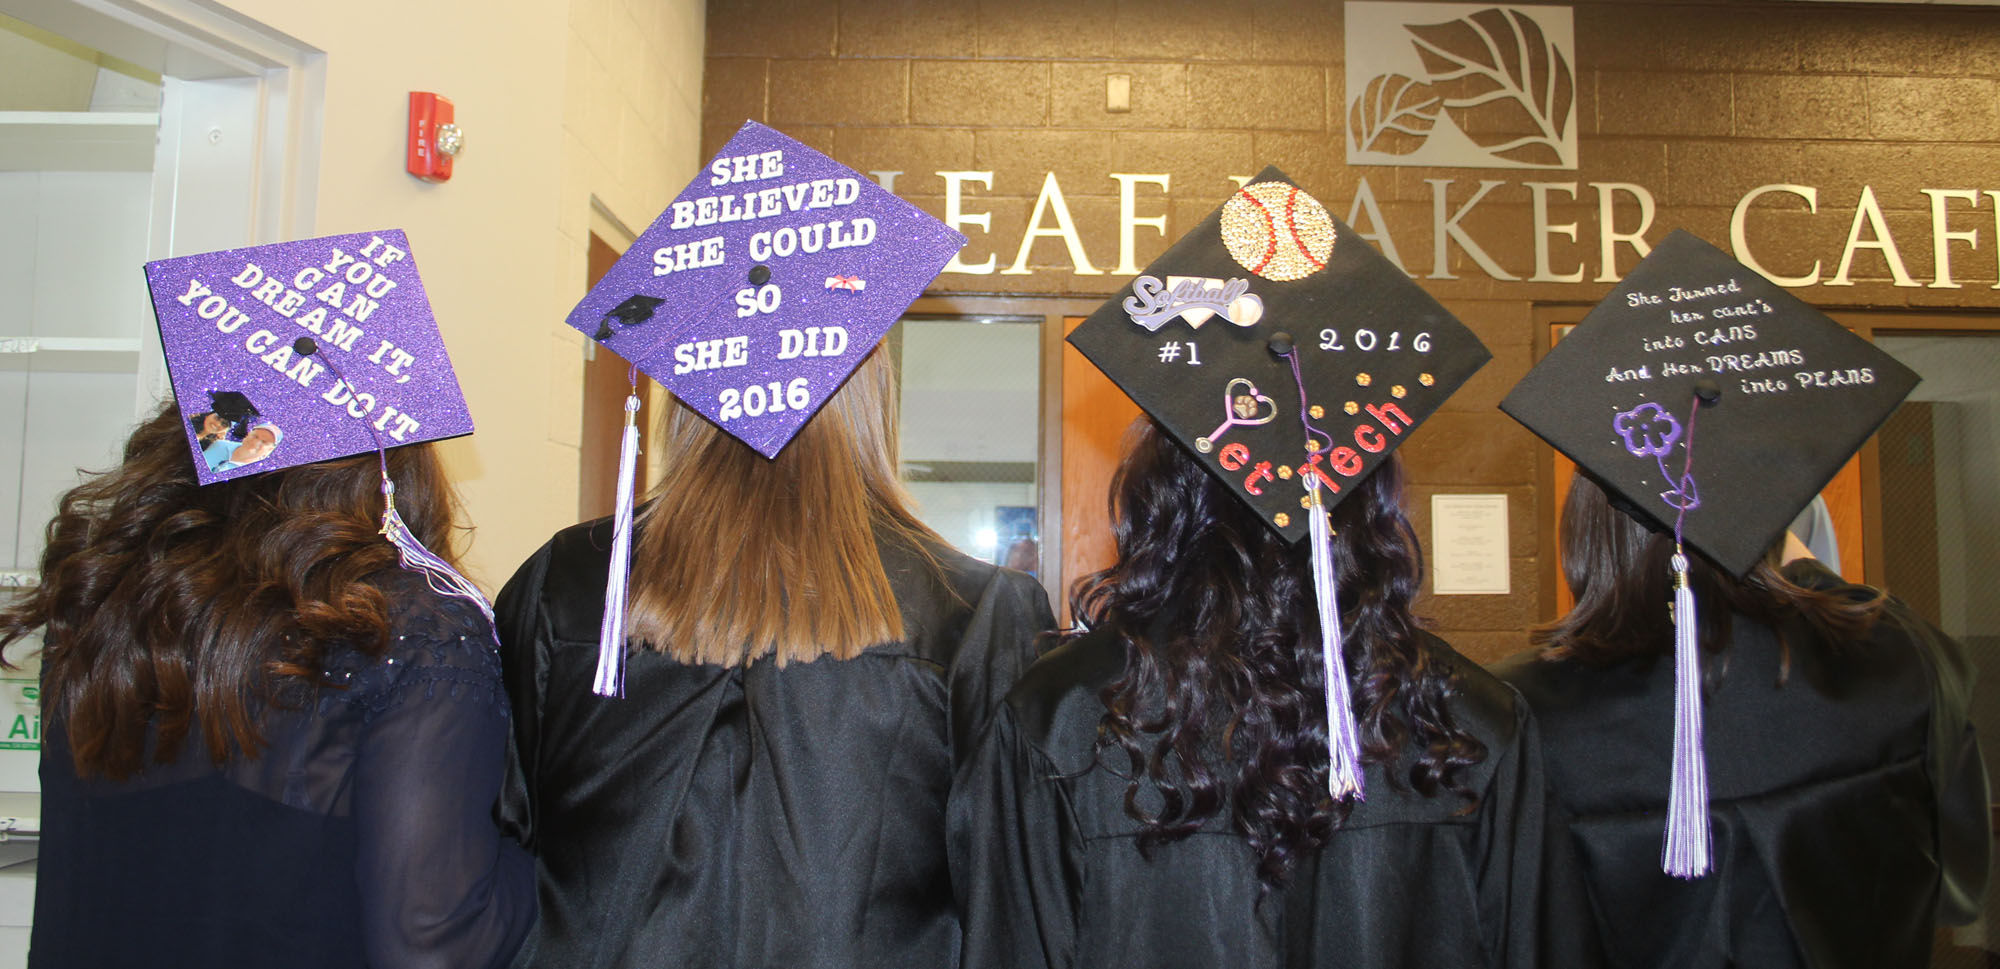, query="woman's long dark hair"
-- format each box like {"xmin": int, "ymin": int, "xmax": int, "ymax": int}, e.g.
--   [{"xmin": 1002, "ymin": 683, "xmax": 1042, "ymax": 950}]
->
[
  {"xmin": 0, "ymin": 402, "xmax": 462, "ymax": 780},
  {"xmin": 1072, "ymin": 419, "xmax": 1487, "ymax": 890},
  {"xmin": 1534, "ymin": 473, "xmax": 1886, "ymax": 668}
]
